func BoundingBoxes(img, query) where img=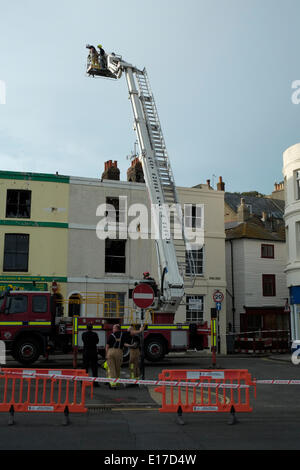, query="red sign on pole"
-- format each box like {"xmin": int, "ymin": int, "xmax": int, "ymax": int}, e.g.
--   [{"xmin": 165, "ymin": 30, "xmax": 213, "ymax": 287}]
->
[
  {"xmin": 132, "ymin": 283, "xmax": 154, "ymax": 309},
  {"xmin": 213, "ymin": 290, "xmax": 224, "ymax": 303}
]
